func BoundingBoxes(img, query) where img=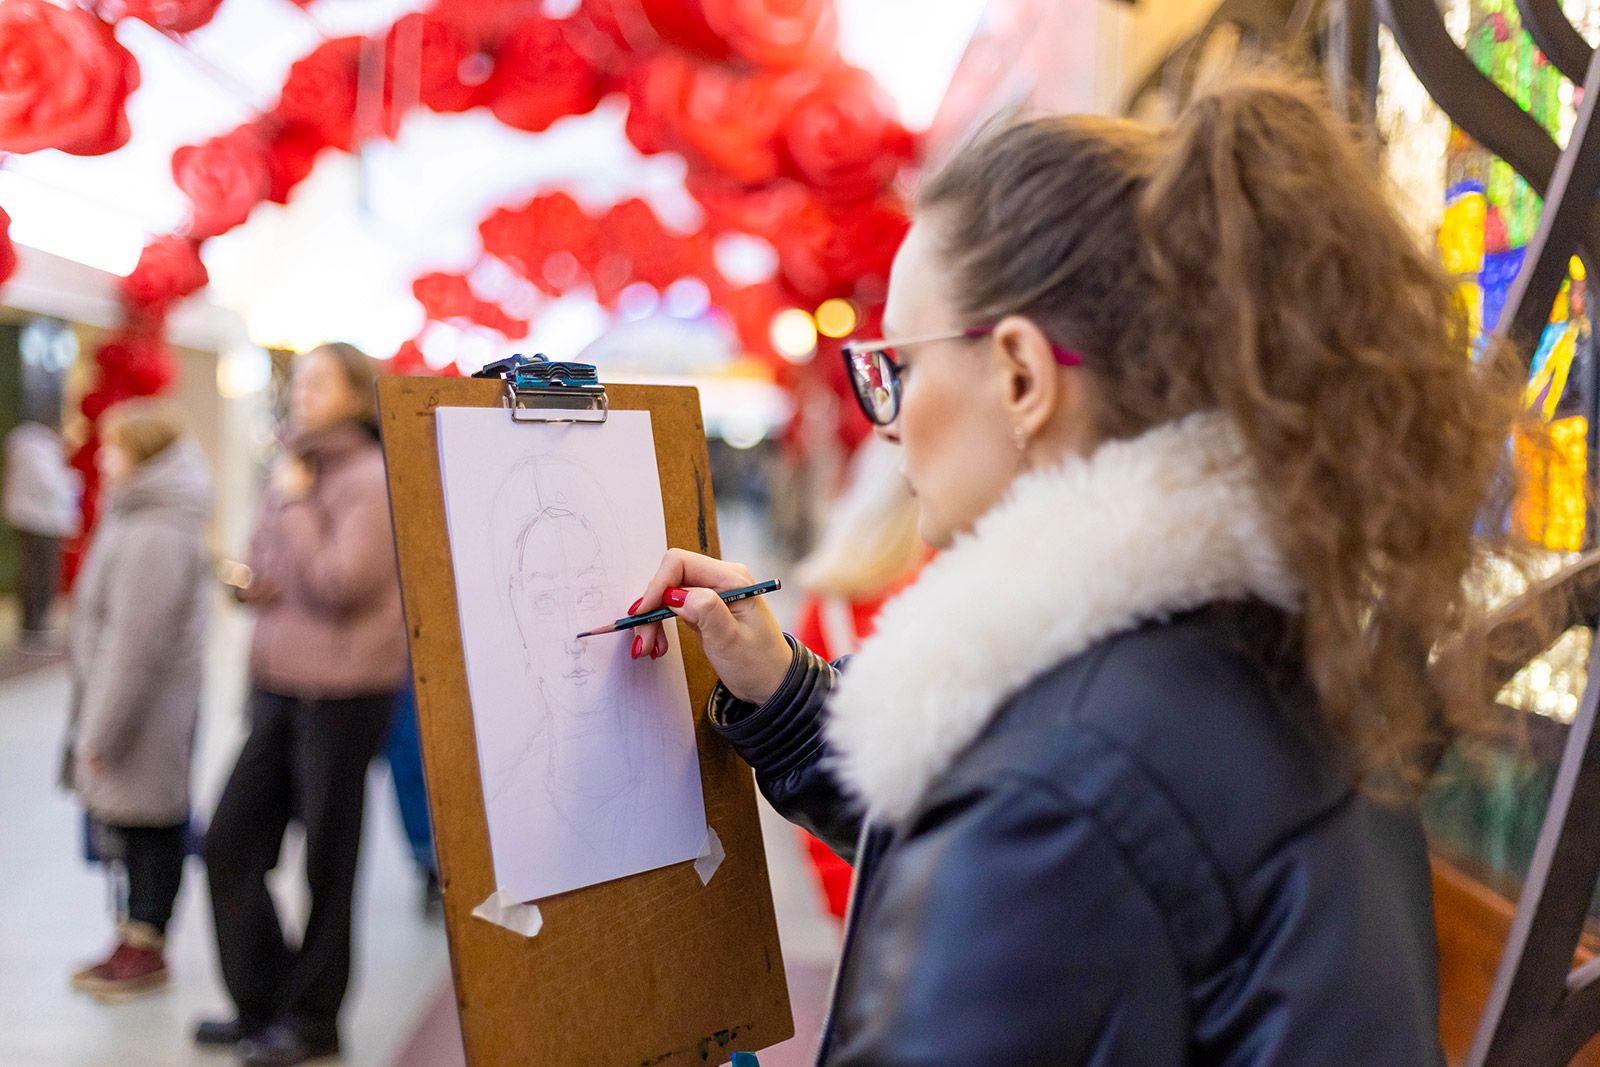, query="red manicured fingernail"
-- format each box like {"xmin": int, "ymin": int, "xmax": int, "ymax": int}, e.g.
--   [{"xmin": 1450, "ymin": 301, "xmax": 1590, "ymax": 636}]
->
[
  {"xmin": 628, "ymin": 597, "xmax": 643, "ymax": 614},
  {"xmin": 651, "ymin": 638, "xmax": 666, "ymax": 660},
  {"xmin": 630, "ymin": 635, "xmax": 643, "ymax": 659},
  {"xmin": 665, "ymin": 587, "xmax": 687, "ymax": 608}
]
